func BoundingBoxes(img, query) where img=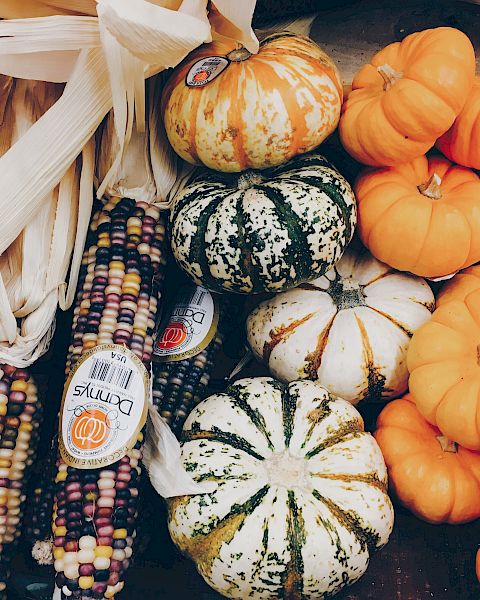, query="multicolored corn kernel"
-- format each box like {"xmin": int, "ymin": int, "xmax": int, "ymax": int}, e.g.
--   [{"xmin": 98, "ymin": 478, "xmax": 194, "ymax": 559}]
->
[
  {"xmin": 52, "ymin": 197, "xmax": 166, "ymax": 600},
  {"xmin": 0, "ymin": 364, "xmax": 41, "ymax": 597},
  {"xmin": 152, "ymin": 296, "xmax": 233, "ymax": 438}
]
